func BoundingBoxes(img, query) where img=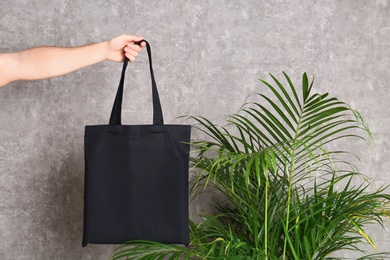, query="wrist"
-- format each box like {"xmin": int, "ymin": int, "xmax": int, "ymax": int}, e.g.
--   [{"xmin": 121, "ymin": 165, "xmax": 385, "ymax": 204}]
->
[{"xmin": 101, "ymin": 41, "xmax": 110, "ymax": 61}]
